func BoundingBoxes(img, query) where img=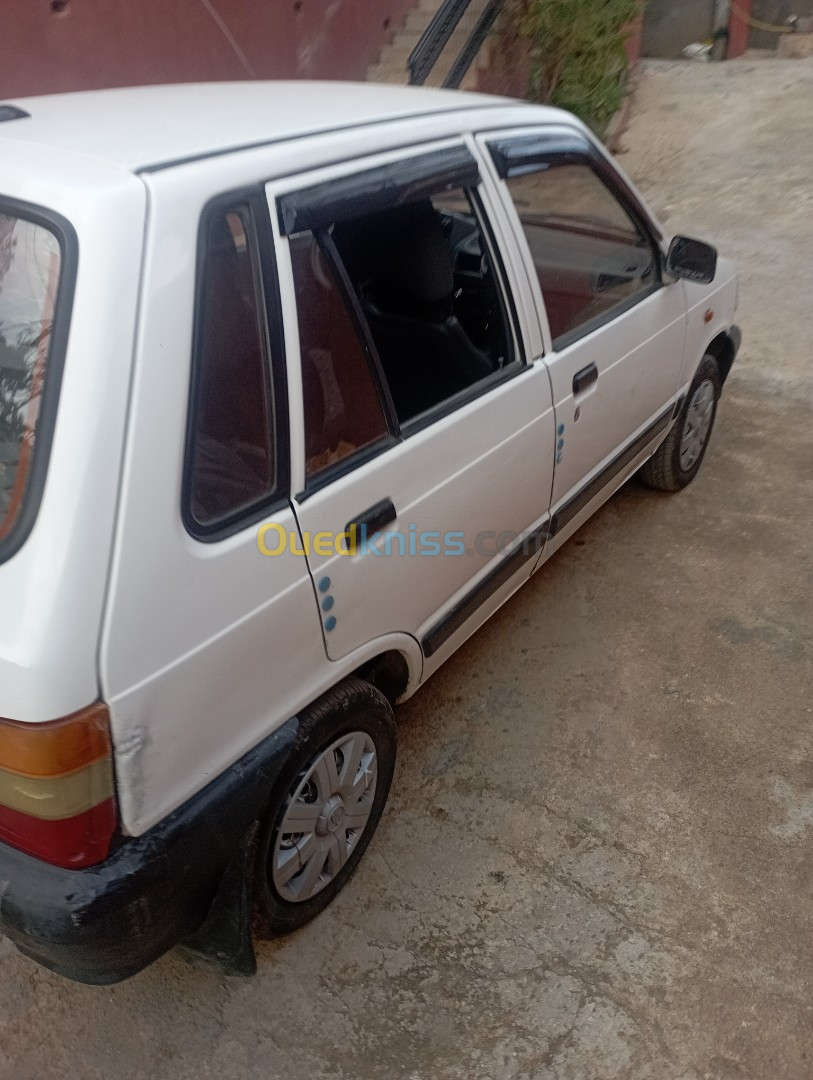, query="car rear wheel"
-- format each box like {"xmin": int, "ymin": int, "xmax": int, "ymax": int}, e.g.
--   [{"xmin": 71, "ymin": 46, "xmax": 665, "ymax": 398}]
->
[
  {"xmin": 254, "ymin": 677, "xmax": 396, "ymax": 936},
  {"xmin": 639, "ymin": 355, "xmax": 721, "ymax": 492}
]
